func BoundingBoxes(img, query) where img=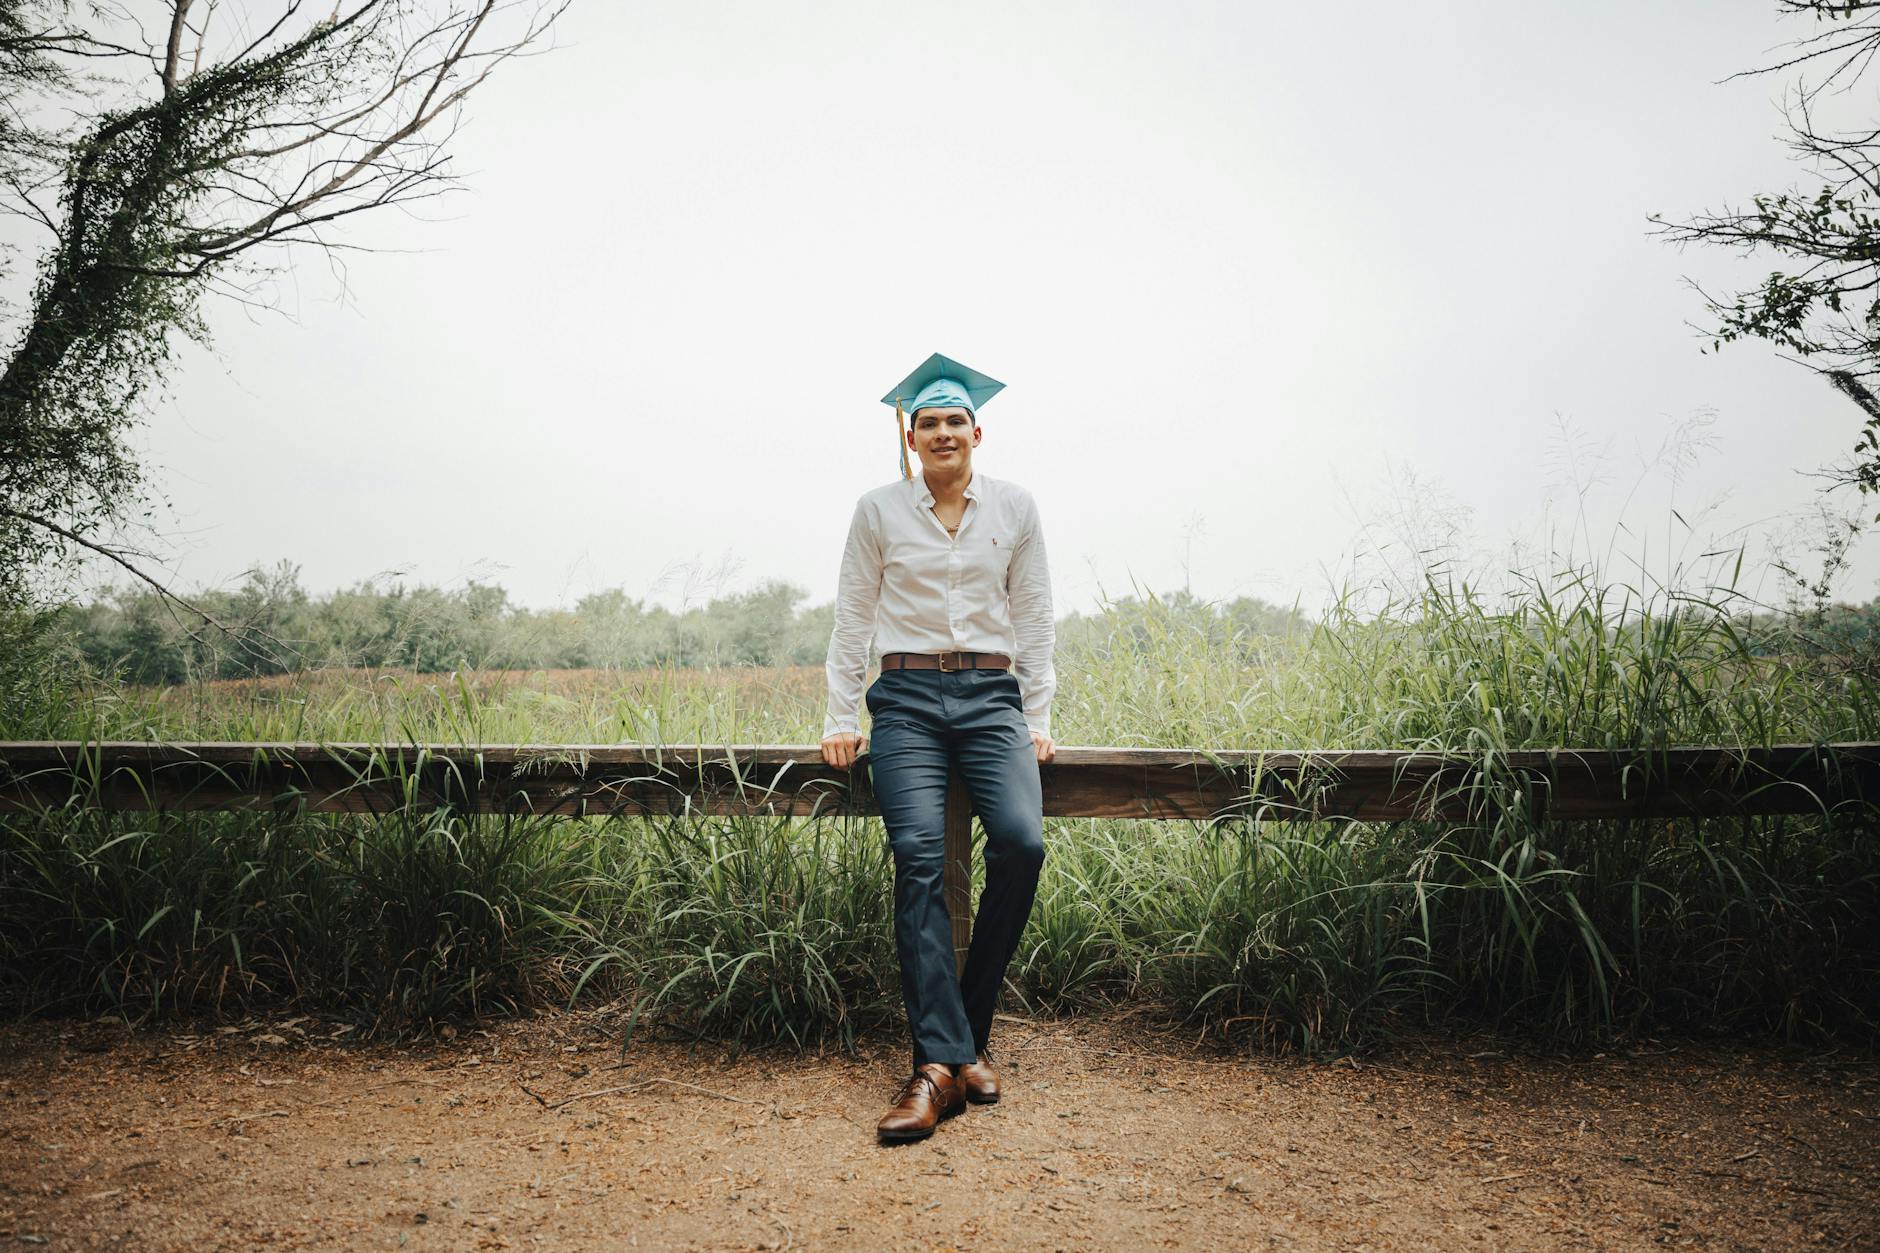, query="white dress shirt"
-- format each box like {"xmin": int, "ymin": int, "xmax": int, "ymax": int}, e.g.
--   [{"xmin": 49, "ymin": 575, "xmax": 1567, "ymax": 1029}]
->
[{"xmin": 824, "ymin": 472, "xmax": 1056, "ymax": 739}]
